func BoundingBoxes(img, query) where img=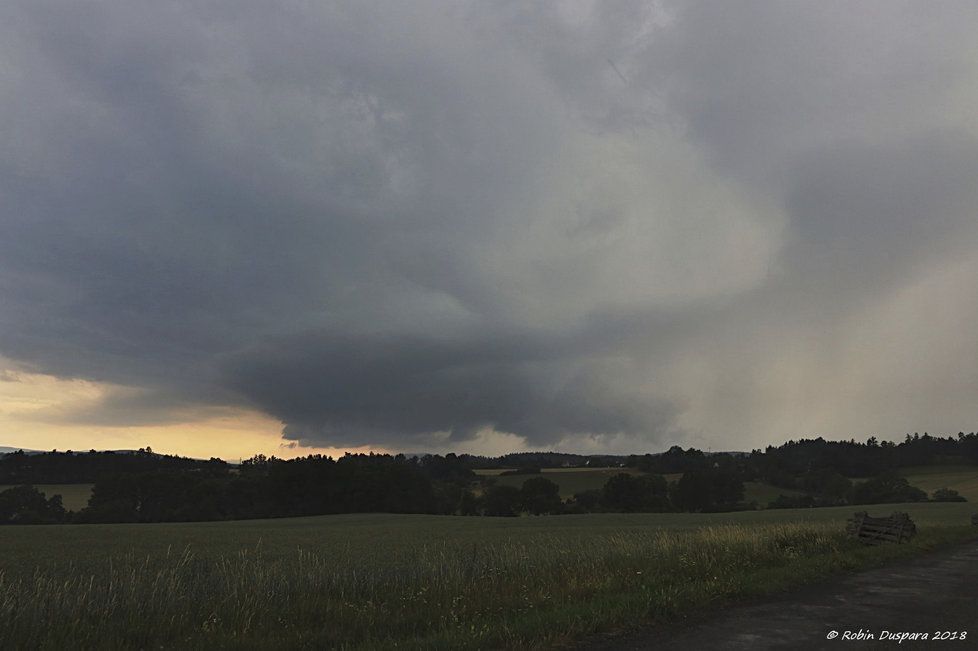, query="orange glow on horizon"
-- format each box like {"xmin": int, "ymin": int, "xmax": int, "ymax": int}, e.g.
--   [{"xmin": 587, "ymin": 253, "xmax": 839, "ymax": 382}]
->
[{"xmin": 0, "ymin": 365, "xmax": 386, "ymax": 461}]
